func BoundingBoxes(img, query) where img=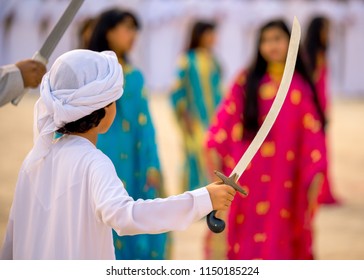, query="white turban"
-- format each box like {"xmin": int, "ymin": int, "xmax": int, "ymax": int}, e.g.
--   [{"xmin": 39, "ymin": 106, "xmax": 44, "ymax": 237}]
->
[{"xmin": 26, "ymin": 49, "xmax": 123, "ymax": 168}]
